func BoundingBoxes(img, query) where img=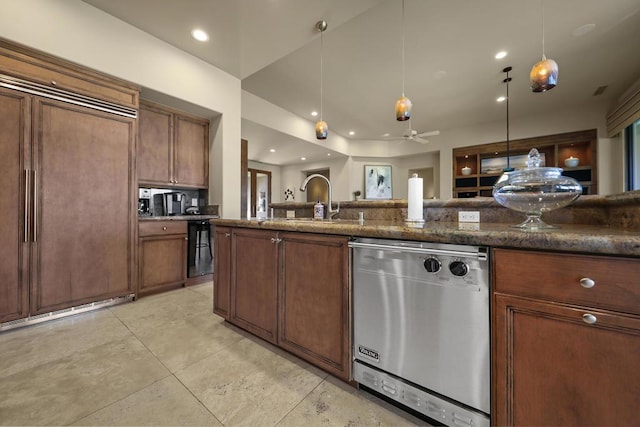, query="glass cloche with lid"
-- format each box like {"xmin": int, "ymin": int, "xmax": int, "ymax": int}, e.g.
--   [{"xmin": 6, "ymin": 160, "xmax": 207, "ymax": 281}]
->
[{"xmin": 493, "ymin": 148, "xmax": 582, "ymax": 230}]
